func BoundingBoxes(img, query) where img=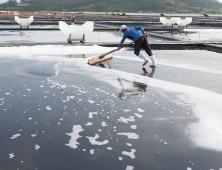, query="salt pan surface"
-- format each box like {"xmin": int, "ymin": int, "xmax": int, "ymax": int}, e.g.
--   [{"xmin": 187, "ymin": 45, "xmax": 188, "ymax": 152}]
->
[
  {"xmin": 65, "ymin": 125, "xmax": 84, "ymax": 149},
  {"xmin": 130, "ymin": 125, "xmax": 137, "ymax": 129},
  {"xmin": 89, "ymin": 112, "xmax": 98, "ymax": 119},
  {"xmin": 86, "ymin": 134, "xmax": 109, "ymax": 145},
  {"xmin": 85, "ymin": 122, "xmax": 93, "ymax": 126},
  {"xmin": 31, "ymin": 134, "xmax": 37, "ymax": 137},
  {"xmin": 9, "ymin": 153, "xmax": 15, "ymax": 159},
  {"xmin": 134, "ymin": 113, "xmax": 143, "ymax": 118},
  {"xmin": 122, "ymin": 149, "xmax": 136, "ymax": 159},
  {"xmin": 10, "ymin": 133, "xmax": 20, "ymax": 139},
  {"xmin": 35, "ymin": 144, "xmax": 40, "ymax": 150},
  {"xmin": 88, "ymin": 100, "xmax": 95, "ymax": 104},
  {"xmin": 90, "ymin": 149, "xmax": 94, "ymax": 154},
  {"xmin": 118, "ymin": 116, "xmax": 135, "ymax": 123},
  {"xmin": 137, "ymin": 108, "xmax": 145, "ymax": 112},
  {"xmin": 126, "ymin": 166, "xmax": 134, "ymax": 170},
  {"xmin": 101, "ymin": 121, "xmax": 108, "ymax": 126},
  {"xmin": 8, "ymin": 45, "xmax": 221, "ymax": 152},
  {"xmin": 46, "ymin": 106, "xmax": 52, "ymax": 110},
  {"xmin": 117, "ymin": 133, "xmax": 139, "ymax": 139},
  {"xmin": 127, "ymin": 143, "xmax": 132, "ymax": 146}
]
